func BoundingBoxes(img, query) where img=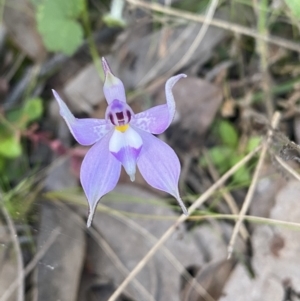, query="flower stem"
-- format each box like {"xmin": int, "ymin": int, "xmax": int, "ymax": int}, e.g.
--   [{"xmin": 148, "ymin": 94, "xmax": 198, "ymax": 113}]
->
[{"xmin": 81, "ymin": 0, "xmax": 104, "ymax": 81}]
